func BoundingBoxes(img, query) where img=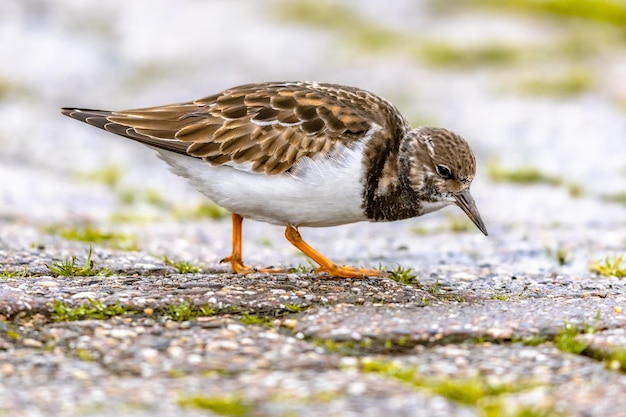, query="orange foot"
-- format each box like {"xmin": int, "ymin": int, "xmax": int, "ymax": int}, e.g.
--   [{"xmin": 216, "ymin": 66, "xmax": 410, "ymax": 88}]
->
[
  {"xmin": 285, "ymin": 225, "xmax": 384, "ymax": 279},
  {"xmin": 221, "ymin": 213, "xmax": 285, "ymax": 274},
  {"xmin": 223, "ymin": 213, "xmax": 383, "ymax": 278},
  {"xmin": 220, "ymin": 255, "xmax": 285, "ymax": 275}
]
